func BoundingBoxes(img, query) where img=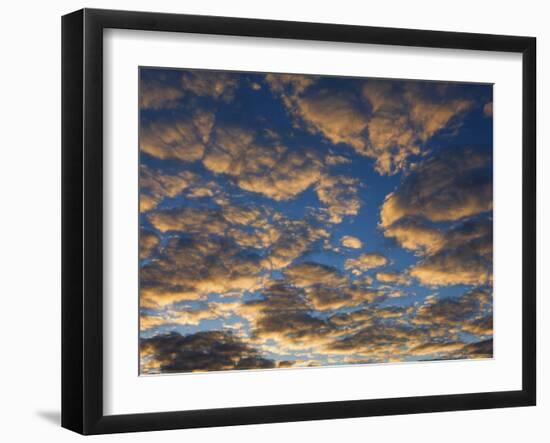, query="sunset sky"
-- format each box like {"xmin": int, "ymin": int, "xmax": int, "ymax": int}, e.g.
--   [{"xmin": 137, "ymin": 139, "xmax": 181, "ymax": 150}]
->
[{"xmin": 138, "ymin": 67, "xmax": 493, "ymax": 374}]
